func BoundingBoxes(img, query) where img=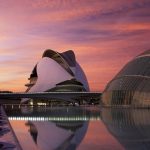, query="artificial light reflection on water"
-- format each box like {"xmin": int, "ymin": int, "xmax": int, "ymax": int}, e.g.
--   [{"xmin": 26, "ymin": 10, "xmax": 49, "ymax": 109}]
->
[
  {"xmin": 9, "ymin": 116, "xmax": 100, "ymax": 121},
  {"xmin": 4, "ymin": 106, "xmax": 150, "ymax": 150},
  {"xmin": 5, "ymin": 106, "xmax": 101, "ymax": 150}
]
